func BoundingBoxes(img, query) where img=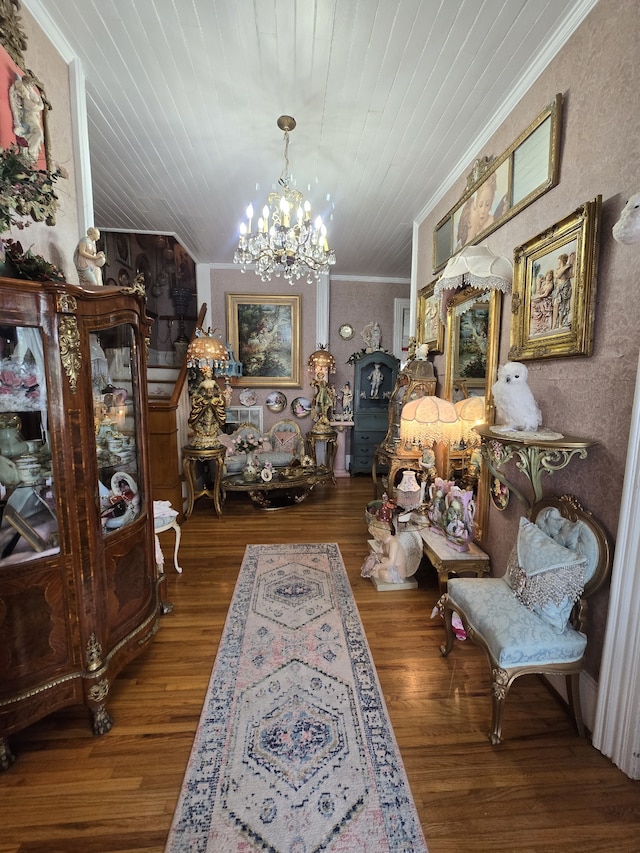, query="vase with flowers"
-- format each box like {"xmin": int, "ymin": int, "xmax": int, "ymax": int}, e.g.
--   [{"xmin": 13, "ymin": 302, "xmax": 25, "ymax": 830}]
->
[{"xmin": 232, "ymin": 431, "xmax": 263, "ymax": 481}]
